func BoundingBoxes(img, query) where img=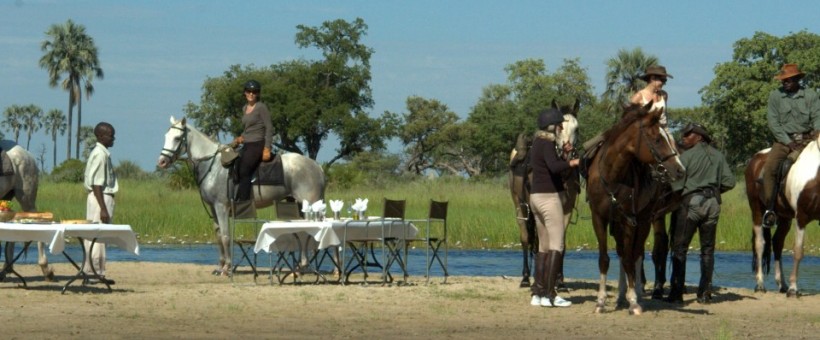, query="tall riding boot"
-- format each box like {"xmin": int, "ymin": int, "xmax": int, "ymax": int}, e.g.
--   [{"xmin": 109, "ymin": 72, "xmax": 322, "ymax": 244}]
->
[
  {"xmin": 530, "ymin": 252, "xmax": 547, "ymax": 306},
  {"xmin": 665, "ymin": 255, "xmax": 685, "ymax": 303},
  {"xmin": 545, "ymin": 250, "xmax": 571, "ymax": 307},
  {"xmin": 697, "ymin": 254, "xmax": 714, "ymax": 304},
  {"xmin": 232, "ymin": 200, "xmax": 257, "ymax": 220},
  {"xmin": 556, "ymin": 249, "xmax": 568, "ymax": 292}
]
